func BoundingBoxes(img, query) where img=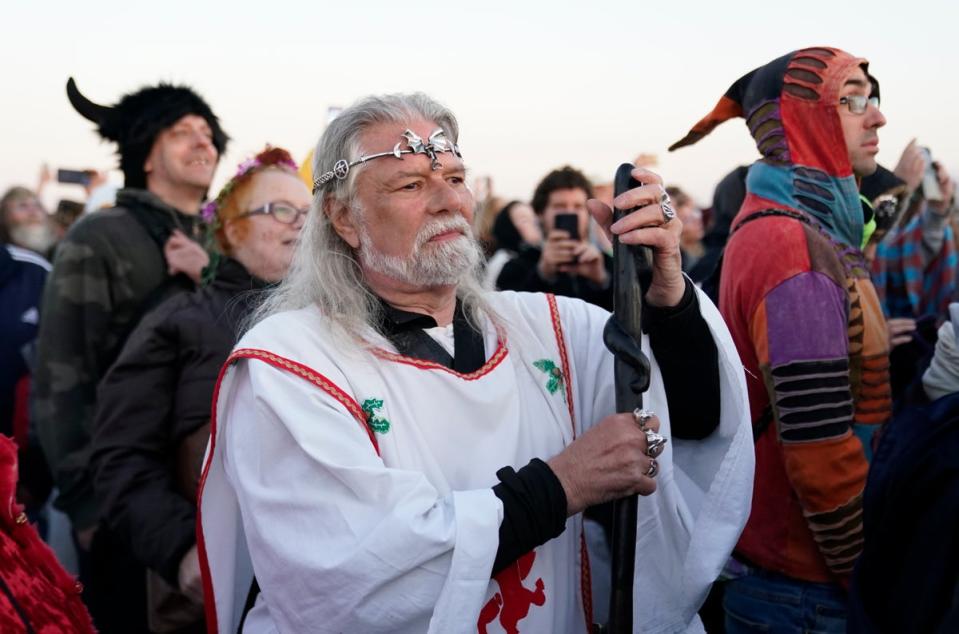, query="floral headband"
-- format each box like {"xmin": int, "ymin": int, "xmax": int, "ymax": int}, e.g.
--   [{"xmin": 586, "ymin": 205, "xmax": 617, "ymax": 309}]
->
[
  {"xmin": 201, "ymin": 149, "xmax": 298, "ymax": 223},
  {"xmin": 197, "ymin": 147, "xmax": 298, "ymax": 286}
]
